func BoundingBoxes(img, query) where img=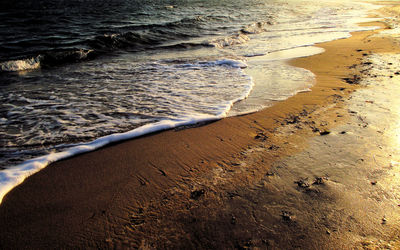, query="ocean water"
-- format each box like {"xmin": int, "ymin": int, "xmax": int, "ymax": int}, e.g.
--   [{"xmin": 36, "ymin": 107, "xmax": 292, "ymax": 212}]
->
[{"xmin": 0, "ymin": 0, "xmax": 380, "ymax": 201}]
